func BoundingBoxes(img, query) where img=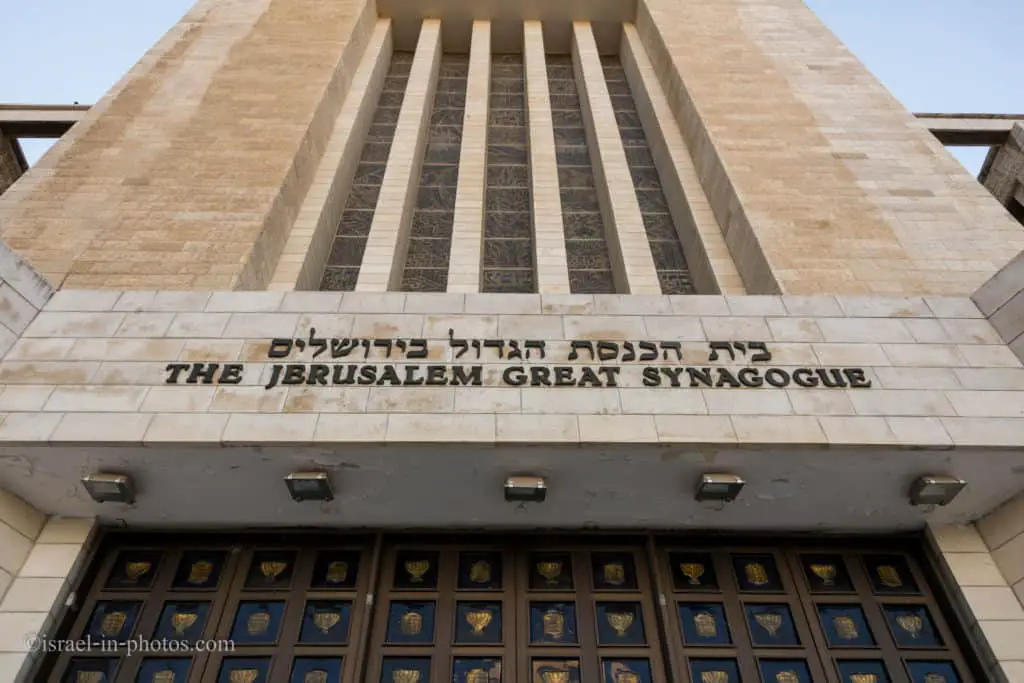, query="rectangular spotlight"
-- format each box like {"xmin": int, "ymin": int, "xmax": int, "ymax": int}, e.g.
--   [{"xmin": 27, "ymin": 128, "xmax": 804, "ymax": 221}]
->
[
  {"xmin": 505, "ymin": 475, "xmax": 547, "ymax": 503},
  {"xmin": 81, "ymin": 473, "xmax": 136, "ymax": 504},
  {"xmin": 910, "ymin": 475, "xmax": 966, "ymax": 507},
  {"xmin": 695, "ymin": 473, "xmax": 745, "ymax": 503},
  {"xmin": 285, "ymin": 471, "xmax": 334, "ymax": 502}
]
